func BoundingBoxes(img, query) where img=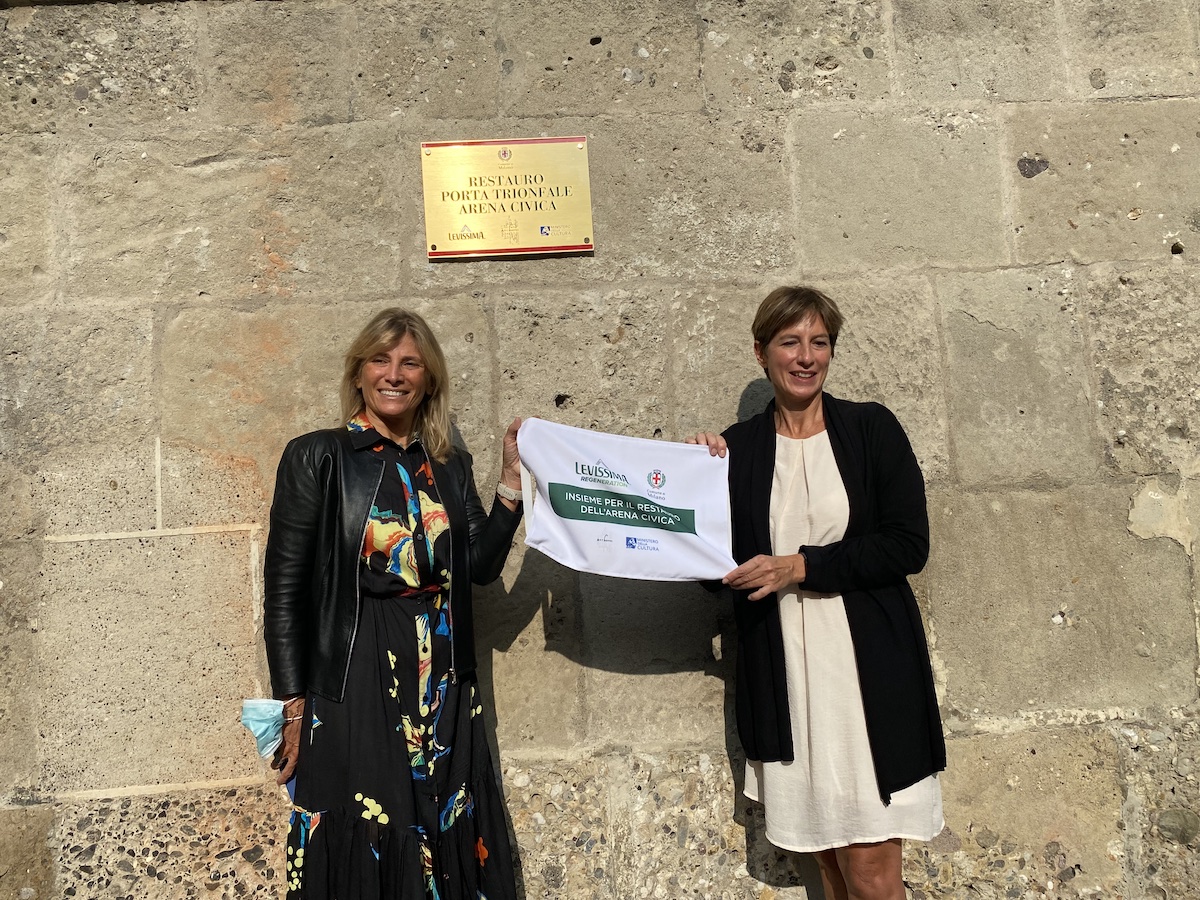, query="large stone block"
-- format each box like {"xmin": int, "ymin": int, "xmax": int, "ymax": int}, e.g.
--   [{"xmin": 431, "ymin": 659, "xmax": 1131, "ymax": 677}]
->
[
  {"xmin": 0, "ymin": 805, "xmax": 55, "ymax": 900},
  {"xmin": 53, "ymin": 783, "xmax": 290, "ymax": 900},
  {"xmin": 58, "ymin": 136, "xmax": 267, "ymax": 302},
  {"xmin": 903, "ymin": 730, "xmax": 1124, "ymax": 898},
  {"xmin": 1007, "ymin": 100, "xmax": 1200, "ymax": 266},
  {"xmin": 477, "ymin": 546, "xmax": 586, "ymax": 751},
  {"xmin": 63, "ymin": 124, "xmax": 409, "ymax": 303},
  {"xmin": 579, "ymin": 576, "xmax": 727, "ymax": 749},
  {"xmin": 0, "ymin": 306, "xmax": 156, "ymax": 461},
  {"xmin": 505, "ymin": 757, "xmax": 617, "ymax": 900},
  {"xmin": 160, "ymin": 297, "xmax": 495, "ymax": 489},
  {"xmin": 28, "ymin": 443, "xmax": 157, "ymax": 537},
  {"xmin": 0, "ymin": 4, "xmax": 201, "ymax": 135},
  {"xmin": 928, "ymin": 485, "xmax": 1196, "ymax": 715},
  {"xmin": 34, "ymin": 533, "xmax": 263, "ymax": 793},
  {"xmin": 493, "ymin": 287, "xmax": 673, "ymax": 437},
  {"xmin": 937, "ymin": 268, "xmax": 1100, "ymax": 485},
  {"xmin": 351, "ymin": 0, "xmax": 500, "ymax": 121},
  {"xmin": 228, "ymin": 122, "xmax": 413, "ymax": 300},
  {"xmin": 497, "ymin": 0, "xmax": 703, "ymax": 116},
  {"xmin": 1059, "ymin": 0, "xmax": 1200, "ymax": 98},
  {"xmin": 790, "ymin": 110, "xmax": 1008, "ymax": 271},
  {"xmin": 699, "ymin": 0, "xmax": 889, "ymax": 109},
  {"xmin": 199, "ymin": 2, "xmax": 356, "ymax": 128},
  {"xmin": 407, "ymin": 114, "xmax": 796, "ymax": 288},
  {"xmin": 0, "ymin": 138, "xmax": 54, "ymax": 306},
  {"xmin": 1082, "ymin": 263, "xmax": 1200, "ymax": 475},
  {"xmin": 892, "ymin": 0, "xmax": 1070, "ymax": 101}
]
